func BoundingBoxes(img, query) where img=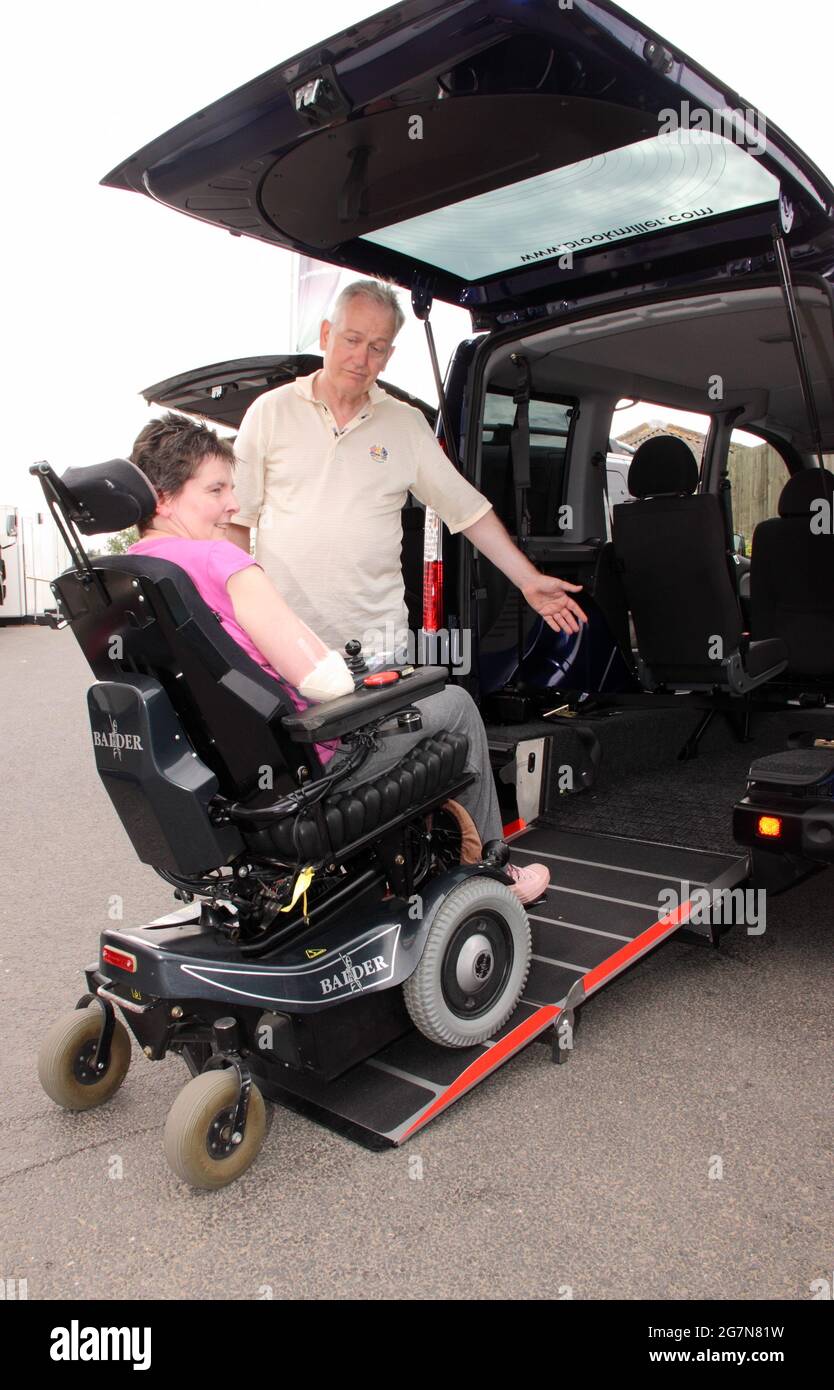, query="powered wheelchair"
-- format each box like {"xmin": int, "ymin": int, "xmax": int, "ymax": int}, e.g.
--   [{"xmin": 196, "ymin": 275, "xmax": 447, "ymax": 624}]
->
[{"xmin": 33, "ymin": 458, "xmax": 531, "ymax": 1189}]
